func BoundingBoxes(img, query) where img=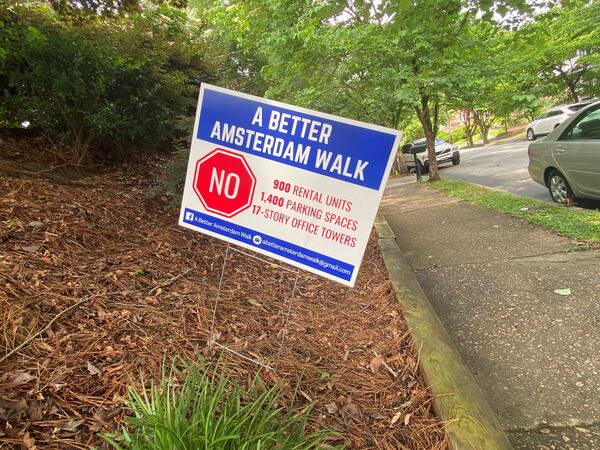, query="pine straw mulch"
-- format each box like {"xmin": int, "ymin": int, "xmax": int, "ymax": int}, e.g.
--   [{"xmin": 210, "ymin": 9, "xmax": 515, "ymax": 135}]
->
[{"xmin": 0, "ymin": 150, "xmax": 447, "ymax": 449}]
